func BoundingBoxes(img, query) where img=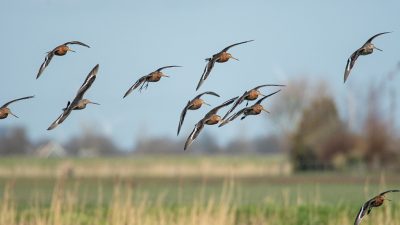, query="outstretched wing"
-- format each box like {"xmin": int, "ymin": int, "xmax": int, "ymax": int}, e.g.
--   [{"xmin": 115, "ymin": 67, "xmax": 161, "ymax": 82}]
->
[
  {"xmin": 184, "ymin": 119, "xmax": 206, "ymax": 150},
  {"xmin": 219, "ymin": 107, "xmax": 249, "ymax": 127},
  {"xmin": 379, "ymin": 190, "xmax": 400, "ymax": 196},
  {"xmin": 252, "ymin": 84, "xmax": 286, "ymax": 91},
  {"xmin": 47, "ymin": 102, "xmax": 75, "ymax": 130},
  {"xmin": 63, "ymin": 41, "xmax": 90, "ymax": 48},
  {"xmin": 364, "ymin": 32, "xmax": 391, "ymax": 45},
  {"xmin": 1, "ymin": 96, "xmax": 35, "ymax": 109},
  {"xmin": 156, "ymin": 65, "xmax": 181, "ymax": 72},
  {"xmin": 36, "ymin": 51, "xmax": 55, "ymax": 79},
  {"xmin": 204, "ymin": 96, "xmax": 238, "ymax": 118},
  {"xmin": 254, "ymin": 89, "xmax": 281, "ymax": 105},
  {"xmin": 177, "ymin": 100, "xmax": 193, "ymax": 136},
  {"xmin": 196, "ymin": 57, "xmax": 219, "ymax": 90},
  {"xmin": 75, "ymin": 64, "xmax": 99, "ymax": 101},
  {"xmin": 123, "ymin": 75, "xmax": 151, "ymax": 98},
  {"xmin": 344, "ymin": 50, "xmax": 360, "ymax": 83},
  {"xmin": 354, "ymin": 200, "xmax": 373, "ymax": 225},
  {"xmin": 222, "ymin": 91, "xmax": 248, "ymax": 120},
  {"xmin": 193, "ymin": 91, "xmax": 220, "ymax": 100},
  {"xmin": 221, "ymin": 40, "xmax": 254, "ymax": 53}
]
